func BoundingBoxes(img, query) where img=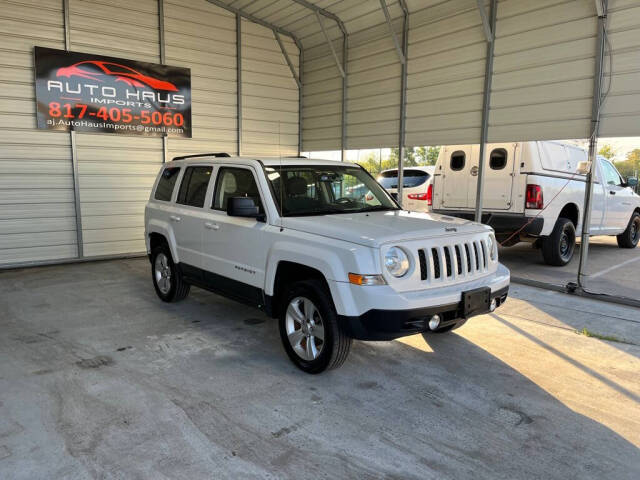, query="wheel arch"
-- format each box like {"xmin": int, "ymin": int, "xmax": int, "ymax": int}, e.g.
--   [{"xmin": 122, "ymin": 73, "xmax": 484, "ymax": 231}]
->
[
  {"xmin": 558, "ymin": 202, "xmax": 580, "ymax": 227},
  {"xmin": 146, "ymin": 219, "xmax": 179, "ymax": 263}
]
